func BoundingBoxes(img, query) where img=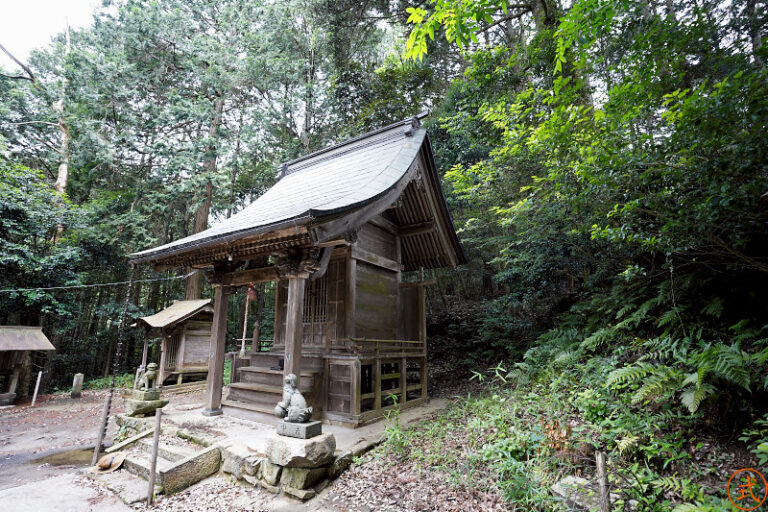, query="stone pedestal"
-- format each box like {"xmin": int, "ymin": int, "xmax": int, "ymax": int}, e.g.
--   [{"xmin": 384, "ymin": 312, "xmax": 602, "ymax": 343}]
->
[
  {"xmin": 131, "ymin": 389, "xmax": 160, "ymax": 401},
  {"xmin": 277, "ymin": 420, "xmax": 322, "ymax": 439},
  {"xmin": 124, "ymin": 389, "xmax": 167, "ymax": 417}
]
